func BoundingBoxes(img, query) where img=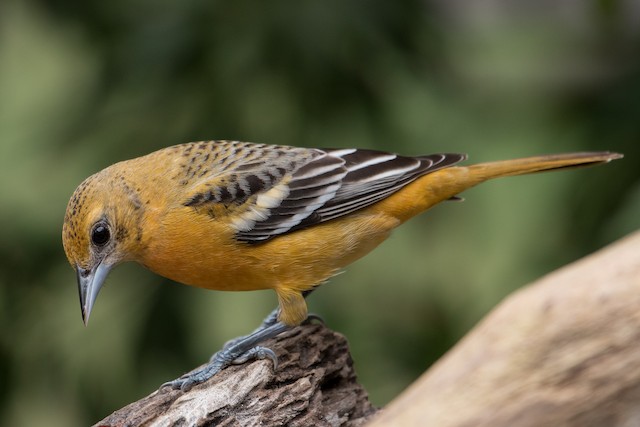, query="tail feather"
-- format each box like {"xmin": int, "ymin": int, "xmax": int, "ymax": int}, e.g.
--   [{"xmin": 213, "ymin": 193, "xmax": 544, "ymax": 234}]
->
[
  {"xmin": 369, "ymin": 151, "xmax": 622, "ymax": 223},
  {"xmin": 468, "ymin": 152, "xmax": 623, "ymax": 180}
]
